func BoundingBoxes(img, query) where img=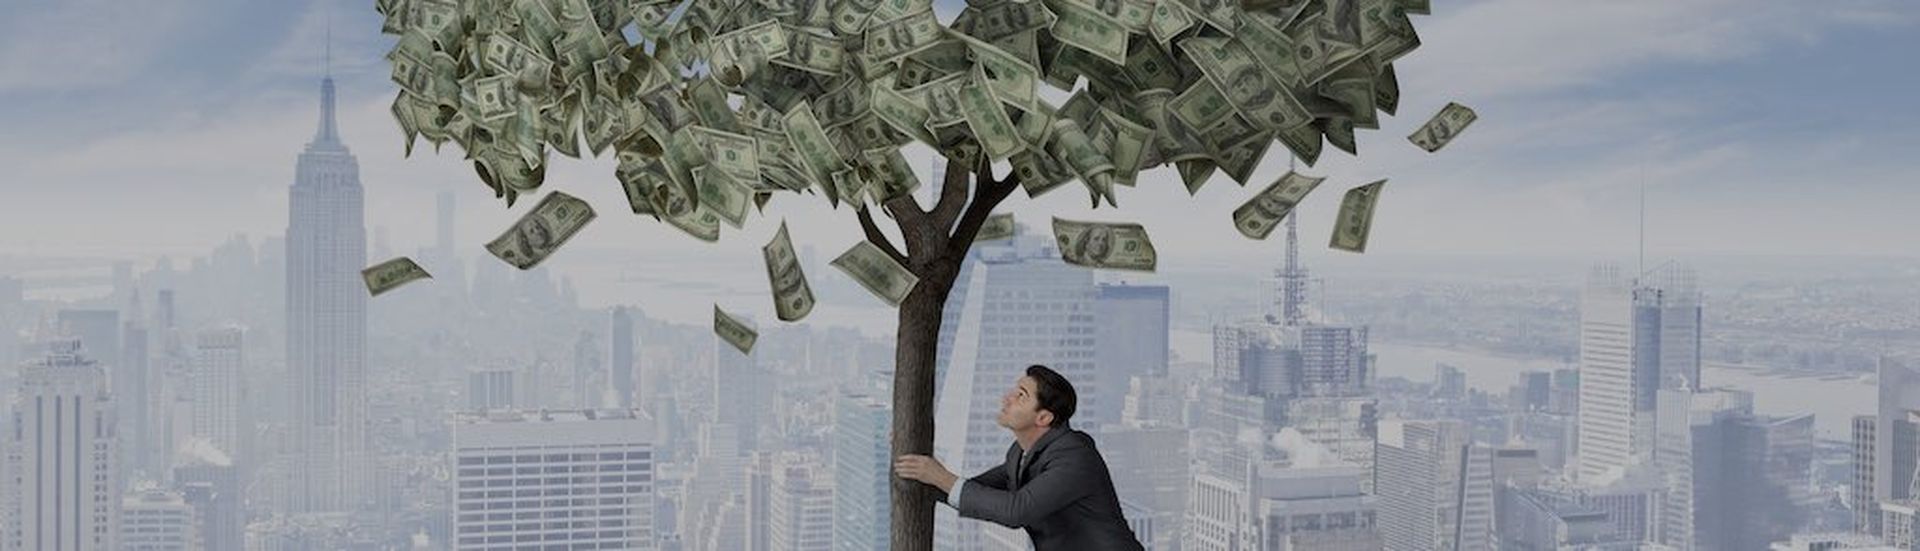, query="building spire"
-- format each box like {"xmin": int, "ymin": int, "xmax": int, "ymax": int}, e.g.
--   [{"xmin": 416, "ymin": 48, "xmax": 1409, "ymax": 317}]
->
[
  {"xmin": 1275, "ymin": 156, "xmax": 1309, "ymax": 327},
  {"xmin": 313, "ymin": 5, "xmax": 340, "ymax": 147}
]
